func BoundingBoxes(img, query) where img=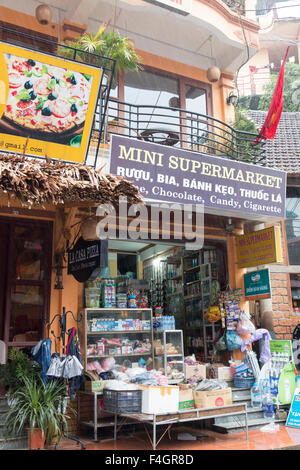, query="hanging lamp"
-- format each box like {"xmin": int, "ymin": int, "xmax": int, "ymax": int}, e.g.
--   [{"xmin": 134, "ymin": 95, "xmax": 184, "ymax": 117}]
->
[
  {"xmin": 206, "ymin": 36, "xmax": 221, "ymax": 83},
  {"xmin": 35, "ymin": 4, "xmax": 53, "ymax": 25}
]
